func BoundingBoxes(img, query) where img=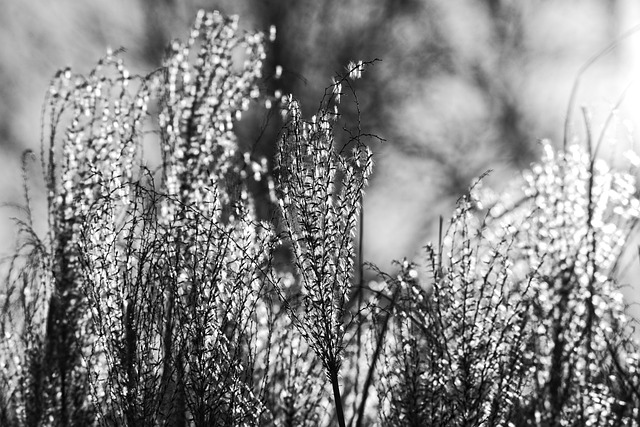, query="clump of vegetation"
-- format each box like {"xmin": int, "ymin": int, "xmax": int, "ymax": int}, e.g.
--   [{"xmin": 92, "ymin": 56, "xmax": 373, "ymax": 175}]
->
[
  {"xmin": 2, "ymin": 9, "xmax": 640, "ymax": 427},
  {"xmin": 376, "ymin": 142, "xmax": 640, "ymax": 426}
]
